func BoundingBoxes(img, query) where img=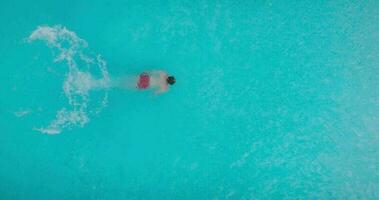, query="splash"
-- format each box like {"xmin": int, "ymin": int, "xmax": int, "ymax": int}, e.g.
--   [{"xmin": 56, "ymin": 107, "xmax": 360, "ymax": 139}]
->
[{"xmin": 28, "ymin": 25, "xmax": 110, "ymax": 134}]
